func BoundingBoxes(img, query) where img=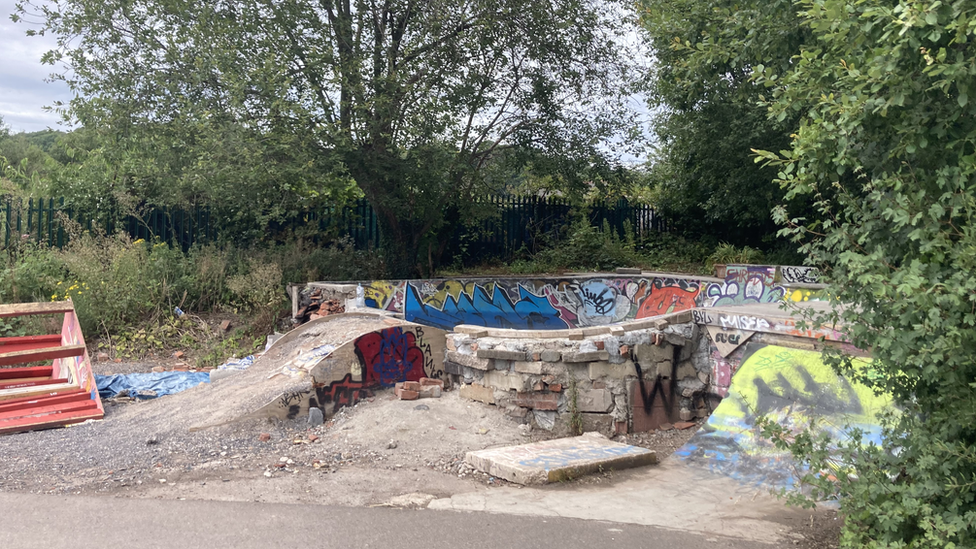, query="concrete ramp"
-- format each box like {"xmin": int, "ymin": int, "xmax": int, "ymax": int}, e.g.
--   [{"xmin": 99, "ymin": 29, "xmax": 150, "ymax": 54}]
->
[
  {"xmin": 674, "ymin": 344, "xmax": 890, "ymax": 489},
  {"xmin": 189, "ymin": 313, "xmax": 445, "ymax": 431}
]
